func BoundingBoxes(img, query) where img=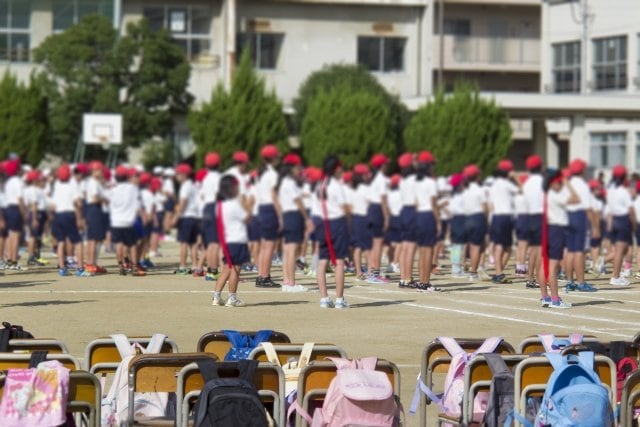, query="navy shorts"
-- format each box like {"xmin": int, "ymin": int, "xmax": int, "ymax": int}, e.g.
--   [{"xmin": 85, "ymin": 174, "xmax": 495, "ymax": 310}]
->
[
  {"xmin": 490, "ymin": 215, "xmax": 514, "ymax": 247},
  {"xmin": 385, "ymin": 215, "xmax": 402, "ymax": 244},
  {"xmin": 437, "ymin": 219, "xmax": 449, "ymax": 242},
  {"xmin": 86, "ymin": 204, "xmax": 106, "ymax": 241},
  {"xmin": 318, "ymin": 217, "xmax": 349, "ymax": 261},
  {"xmin": 164, "ymin": 199, "xmax": 175, "ymax": 212},
  {"xmin": 527, "ymin": 214, "xmax": 543, "ymax": 246},
  {"xmin": 567, "ymin": 210, "xmax": 587, "ymax": 252},
  {"xmin": 400, "ymin": 206, "xmax": 417, "ymax": 243},
  {"xmin": 177, "ymin": 217, "xmax": 200, "ymax": 245},
  {"xmin": 248, "ymin": 216, "xmax": 261, "ymax": 242},
  {"xmin": 309, "ymin": 216, "xmax": 322, "ymax": 242},
  {"xmin": 515, "ymin": 215, "xmax": 528, "ymax": 241},
  {"xmin": 416, "ymin": 211, "xmax": 437, "ymax": 247},
  {"xmin": 201, "ymin": 202, "xmax": 218, "ymax": 246},
  {"xmin": 153, "ymin": 212, "xmax": 164, "ymax": 233},
  {"xmin": 351, "ymin": 214, "xmax": 373, "ymax": 250},
  {"xmin": 52, "ymin": 212, "xmax": 81, "ymax": 244},
  {"xmin": 28, "ymin": 211, "xmax": 47, "ymax": 239},
  {"xmin": 368, "ymin": 203, "xmax": 384, "ymax": 238},
  {"xmin": 547, "ymin": 224, "xmax": 567, "ymax": 260},
  {"xmin": 111, "ymin": 226, "xmax": 137, "ymax": 247},
  {"xmin": 134, "ymin": 216, "xmax": 147, "ymax": 239},
  {"xmin": 4, "ymin": 205, "xmax": 23, "ymax": 232},
  {"xmin": 610, "ymin": 216, "xmax": 632, "ymax": 245},
  {"xmin": 258, "ymin": 204, "xmax": 280, "ymax": 241},
  {"xmin": 222, "ymin": 243, "xmax": 250, "ymax": 266},
  {"xmin": 450, "ymin": 215, "xmax": 466, "ymax": 244},
  {"xmin": 465, "ymin": 213, "xmax": 486, "ymax": 246},
  {"xmin": 283, "ymin": 211, "xmax": 304, "ymax": 244},
  {"xmin": 0, "ymin": 209, "xmax": 6, "ymax": 238}
]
